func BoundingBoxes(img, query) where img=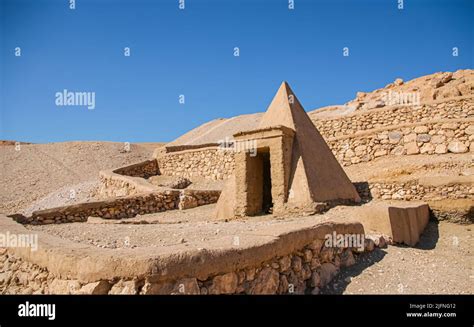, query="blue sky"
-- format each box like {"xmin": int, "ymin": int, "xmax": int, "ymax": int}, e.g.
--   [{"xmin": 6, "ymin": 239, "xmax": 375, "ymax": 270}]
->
[{"xmin": 0, "ymin": 0, "xmax": 472, "ymax": 143}]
